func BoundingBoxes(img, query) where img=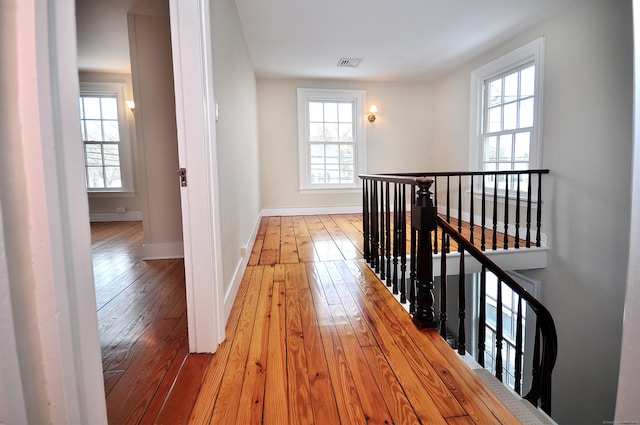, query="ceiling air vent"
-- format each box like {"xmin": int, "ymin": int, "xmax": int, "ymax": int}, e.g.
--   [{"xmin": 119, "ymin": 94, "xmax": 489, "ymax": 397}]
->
[{"xmin": 337, "ymin": 57, "xmax": 363, "ymax": 68}]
